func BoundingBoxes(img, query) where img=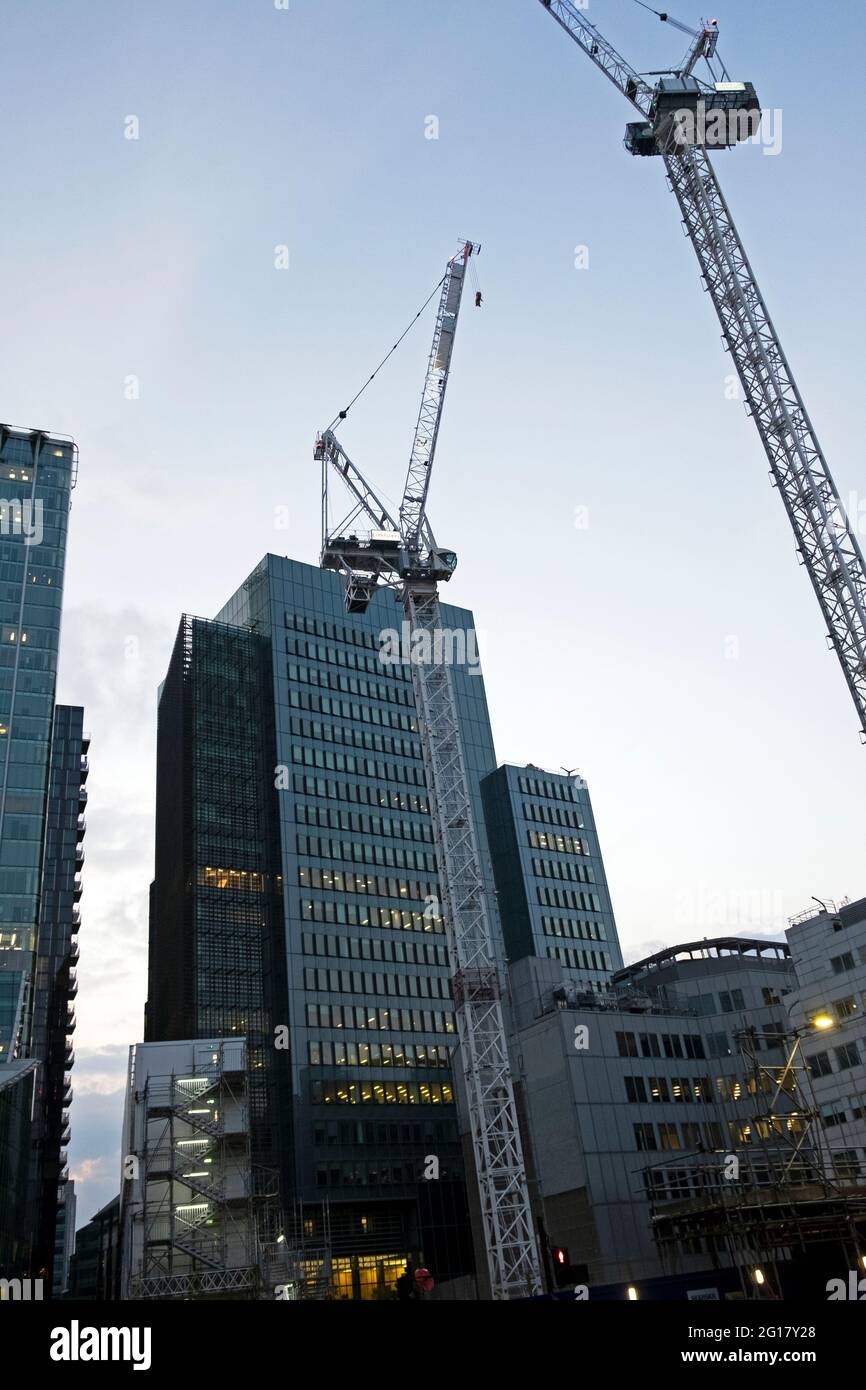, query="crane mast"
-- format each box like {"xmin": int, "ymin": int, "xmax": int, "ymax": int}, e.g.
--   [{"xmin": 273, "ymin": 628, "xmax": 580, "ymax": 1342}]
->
[
  {"xmin": 318, "ymin": 244, "xmax": 543, "ymax": 1299},
  {"xmin": 536, "ymin": 0, "xmax": 866, "ymax": 740}
]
